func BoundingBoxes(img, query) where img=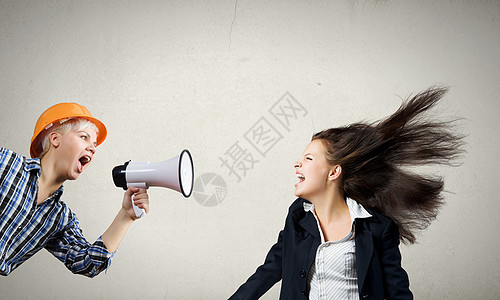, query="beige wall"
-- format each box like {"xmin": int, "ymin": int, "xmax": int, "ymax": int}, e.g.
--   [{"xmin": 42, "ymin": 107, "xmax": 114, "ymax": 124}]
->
[{"xmin": 1, "ymin": 1, "xmax": 499, "ymax": 299}]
